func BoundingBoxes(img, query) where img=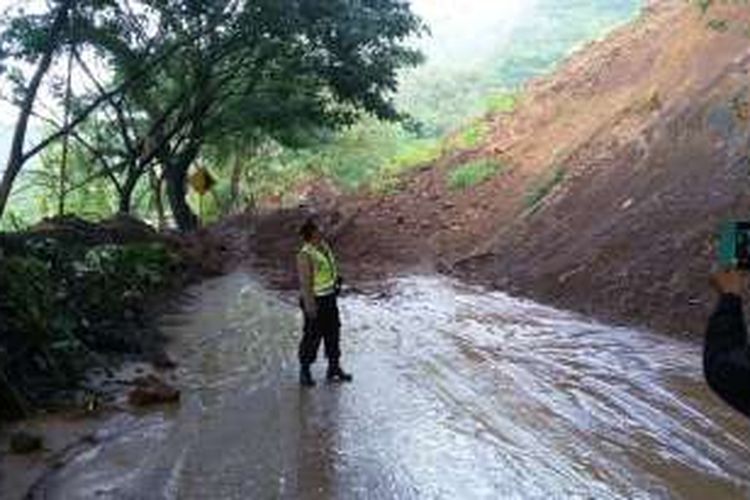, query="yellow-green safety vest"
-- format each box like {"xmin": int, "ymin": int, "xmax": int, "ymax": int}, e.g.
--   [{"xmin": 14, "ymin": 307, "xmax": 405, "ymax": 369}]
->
[{"xmin": 300, "ymin": 242, "xmax": 339, "ymax": 296}]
